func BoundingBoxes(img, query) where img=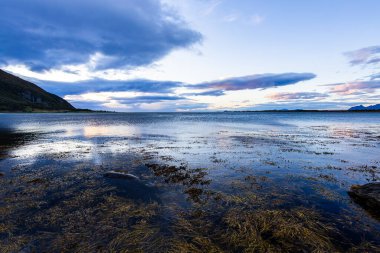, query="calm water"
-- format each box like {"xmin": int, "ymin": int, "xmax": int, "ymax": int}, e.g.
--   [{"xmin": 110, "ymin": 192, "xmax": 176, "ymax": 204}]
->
[{"xmin": 0, "ymin": 112, "xmax": 380, "ymax": 252}]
